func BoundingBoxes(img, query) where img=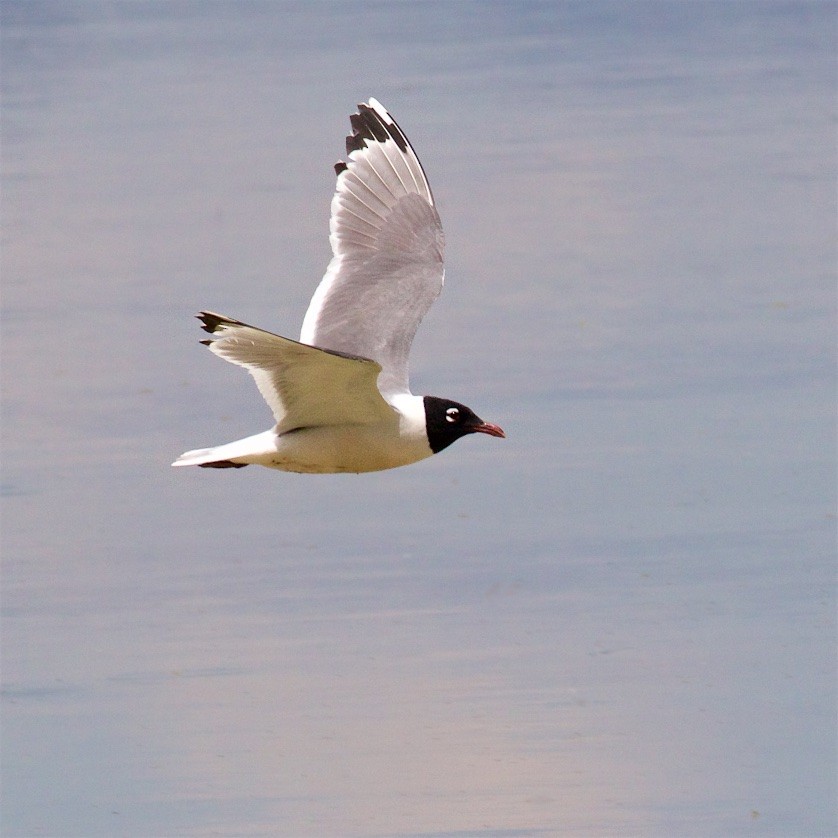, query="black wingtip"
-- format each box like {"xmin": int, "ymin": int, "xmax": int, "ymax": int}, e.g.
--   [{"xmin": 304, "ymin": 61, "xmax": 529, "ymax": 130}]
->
[
  {"xmin": 196, "ymin": 311, "xmax": 223, "ymax": 334},
  {"xmin": 342, "ymin": 100, "xmax": 409, "ymax": 159},
  {"xmin": 334, "ymin": 160, "xmax": 348, "ymax": 175},
  {"xmin": 196, "ymin": 311, "xmax": 243, "ymax": 334},
  {"xmin": 197, "ymin": 460, "xmax": 249, "ymax": 469}
]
